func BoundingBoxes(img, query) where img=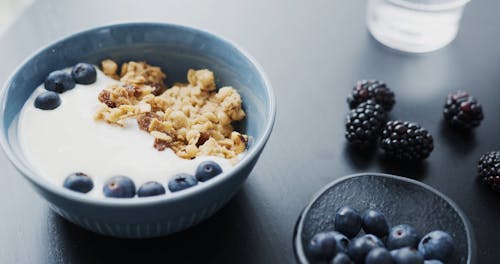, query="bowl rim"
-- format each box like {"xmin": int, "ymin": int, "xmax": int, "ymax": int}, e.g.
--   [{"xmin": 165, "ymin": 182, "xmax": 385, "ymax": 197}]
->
[
  {"xmin": 0, "ymin": 22, "xmax": 276, "ymax": 207},
  {"xmin": 292, "ymin": 172, "xmax": 476, "ymax": 264}
]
